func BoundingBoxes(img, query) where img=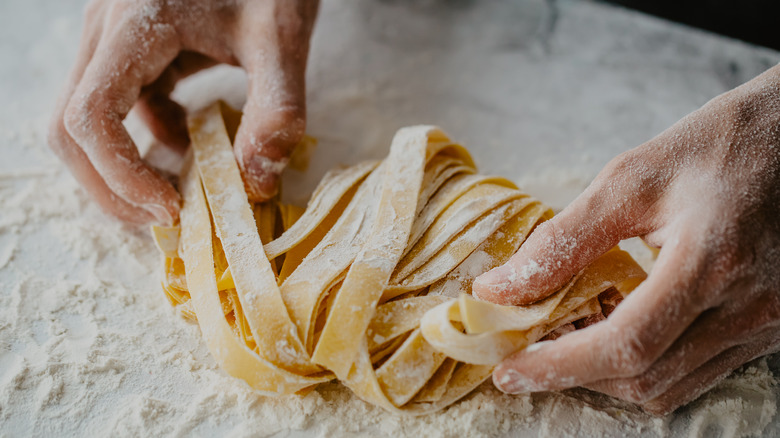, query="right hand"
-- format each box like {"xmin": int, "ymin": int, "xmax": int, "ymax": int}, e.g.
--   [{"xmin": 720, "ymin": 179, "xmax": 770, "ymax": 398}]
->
[
  {"xmin": 473, "ymin": 64, "xmax": 780, "ymax": 414},
  {"xmin": 48, "ymin": 0, "xmax": 319, "ymax": 225}
]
